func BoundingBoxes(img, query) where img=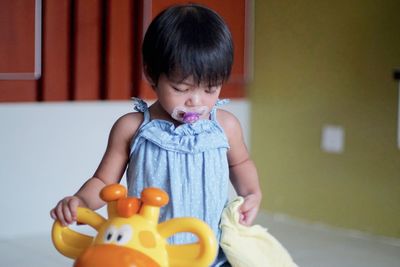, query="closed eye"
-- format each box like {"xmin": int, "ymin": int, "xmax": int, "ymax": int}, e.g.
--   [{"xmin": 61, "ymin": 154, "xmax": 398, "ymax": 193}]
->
[
  {"xmin": 205, "ymin": 87, "xmax": 219, "ymax": 94},
  {"xmin": 172, "ymin": 86, "xmax": 189, "ymax": 92}
]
